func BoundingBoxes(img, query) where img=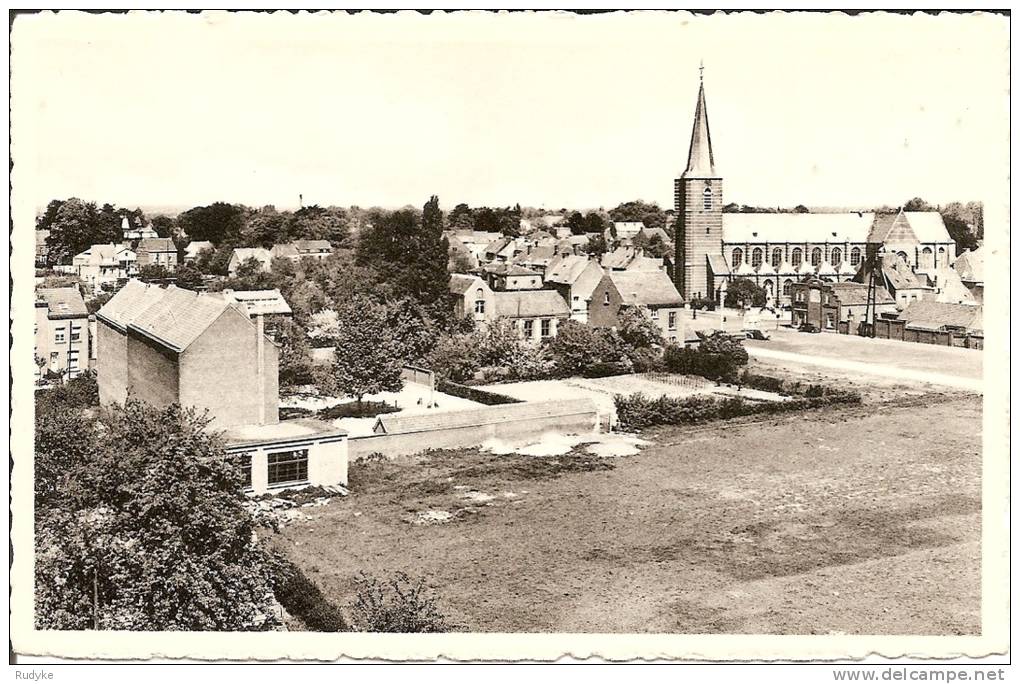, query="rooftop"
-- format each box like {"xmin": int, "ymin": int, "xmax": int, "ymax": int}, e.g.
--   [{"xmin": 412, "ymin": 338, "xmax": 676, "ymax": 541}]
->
[
  {"xmin": 607, "ymin": 270, "xmax": 684, "ymax": 308},
  {"xmin": 221, "ymin": 418, "xmax": 348, "ymax": 450},
  {"xmin": 36, "ymin": 287, "xmax": 88, "ymax": 319},
  {"xmin": 492, "ymin": 290, "xmax": 570, "ymax": 318}
]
